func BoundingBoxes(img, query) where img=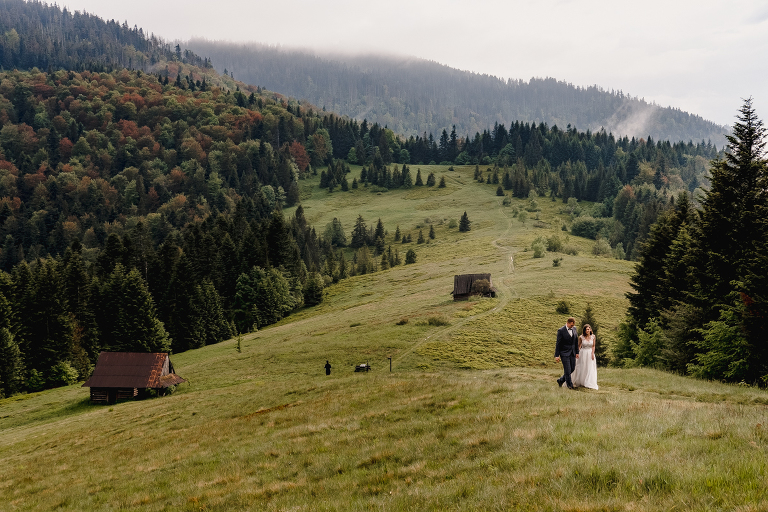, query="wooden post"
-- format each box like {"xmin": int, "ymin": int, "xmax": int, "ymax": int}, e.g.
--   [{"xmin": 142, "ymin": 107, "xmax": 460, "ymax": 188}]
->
[{"xmin": 388, "ymin": 357, "xmax": 392, "ymax": 372}]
